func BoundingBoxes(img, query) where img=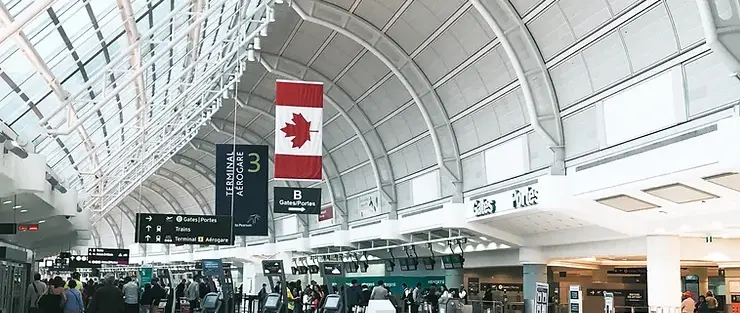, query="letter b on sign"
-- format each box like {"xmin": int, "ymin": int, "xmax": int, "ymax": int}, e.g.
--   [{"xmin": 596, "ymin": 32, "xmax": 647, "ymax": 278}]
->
[{"xmin": 293, "ymin": 190, "xmax": 302, "ymax": 200}]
